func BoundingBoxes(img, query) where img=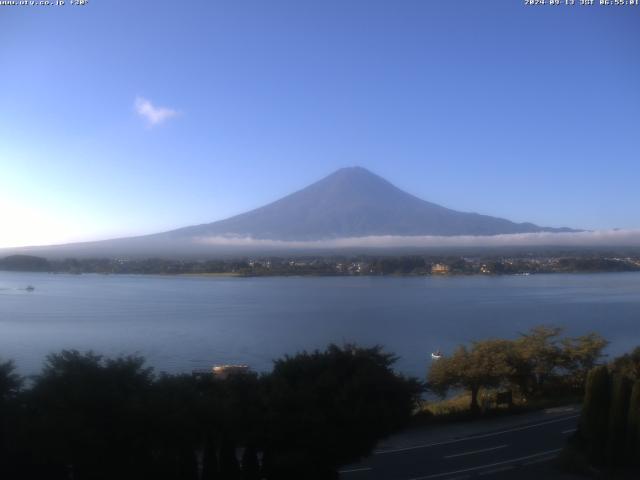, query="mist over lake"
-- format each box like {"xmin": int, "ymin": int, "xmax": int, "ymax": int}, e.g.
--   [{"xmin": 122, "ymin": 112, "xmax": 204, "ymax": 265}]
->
[{"xmin": 1, "ymin": 271, "xmax": 639, "ymax": 378}]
